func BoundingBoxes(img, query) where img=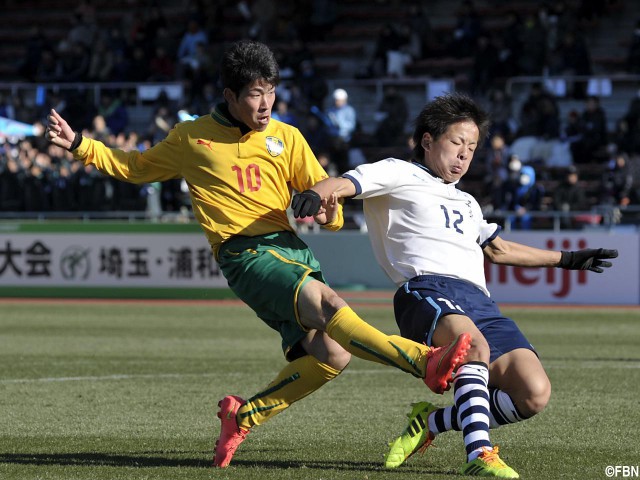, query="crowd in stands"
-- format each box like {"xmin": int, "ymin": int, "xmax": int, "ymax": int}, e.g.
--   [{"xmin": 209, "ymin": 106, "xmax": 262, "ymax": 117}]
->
[{"xmin": 1, "ymin": 0, "xmax": 640, "ymax": 228}]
